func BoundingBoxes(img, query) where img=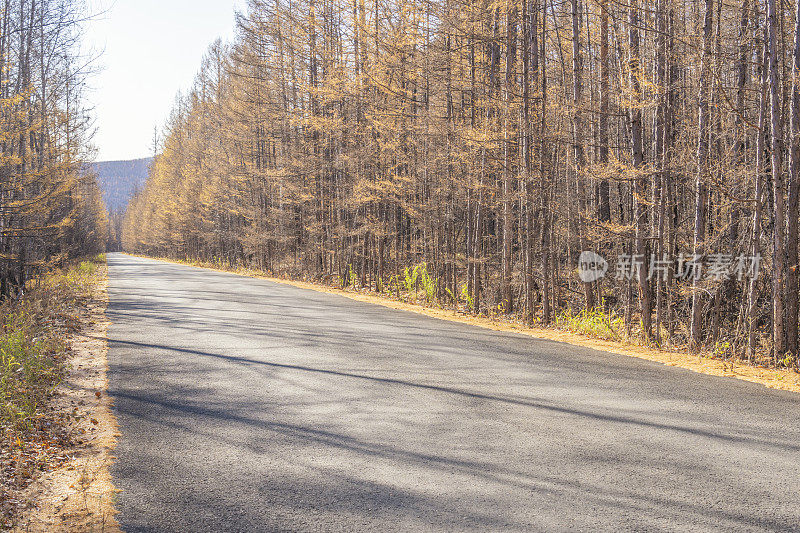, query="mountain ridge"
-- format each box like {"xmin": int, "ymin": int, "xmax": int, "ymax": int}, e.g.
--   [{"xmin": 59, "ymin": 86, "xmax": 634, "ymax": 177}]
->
[{"xmin": 91, "ymin": 157, "xmax": 152, "ymax": 213}]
